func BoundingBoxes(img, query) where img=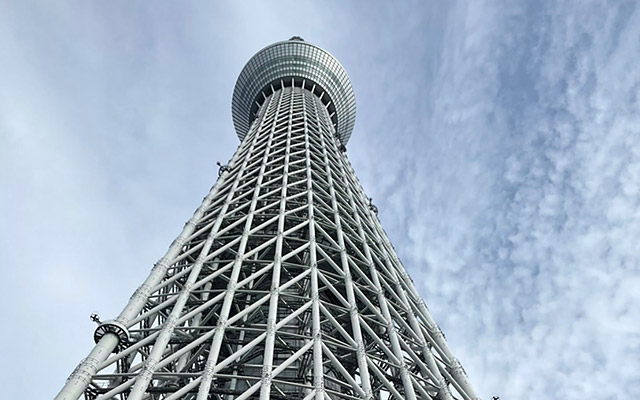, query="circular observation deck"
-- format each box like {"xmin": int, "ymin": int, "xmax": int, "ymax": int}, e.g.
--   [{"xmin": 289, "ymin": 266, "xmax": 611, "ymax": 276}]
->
[{"xmin": 232, "ymin": 37, "xmax": 356, "ymax": 145}]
